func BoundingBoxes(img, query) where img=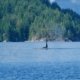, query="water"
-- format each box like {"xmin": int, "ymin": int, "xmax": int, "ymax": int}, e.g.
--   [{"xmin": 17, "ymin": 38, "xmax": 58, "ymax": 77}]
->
[{"xmin": 0, "ymin": 42, "xmax": 80, "ymax": 80}]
